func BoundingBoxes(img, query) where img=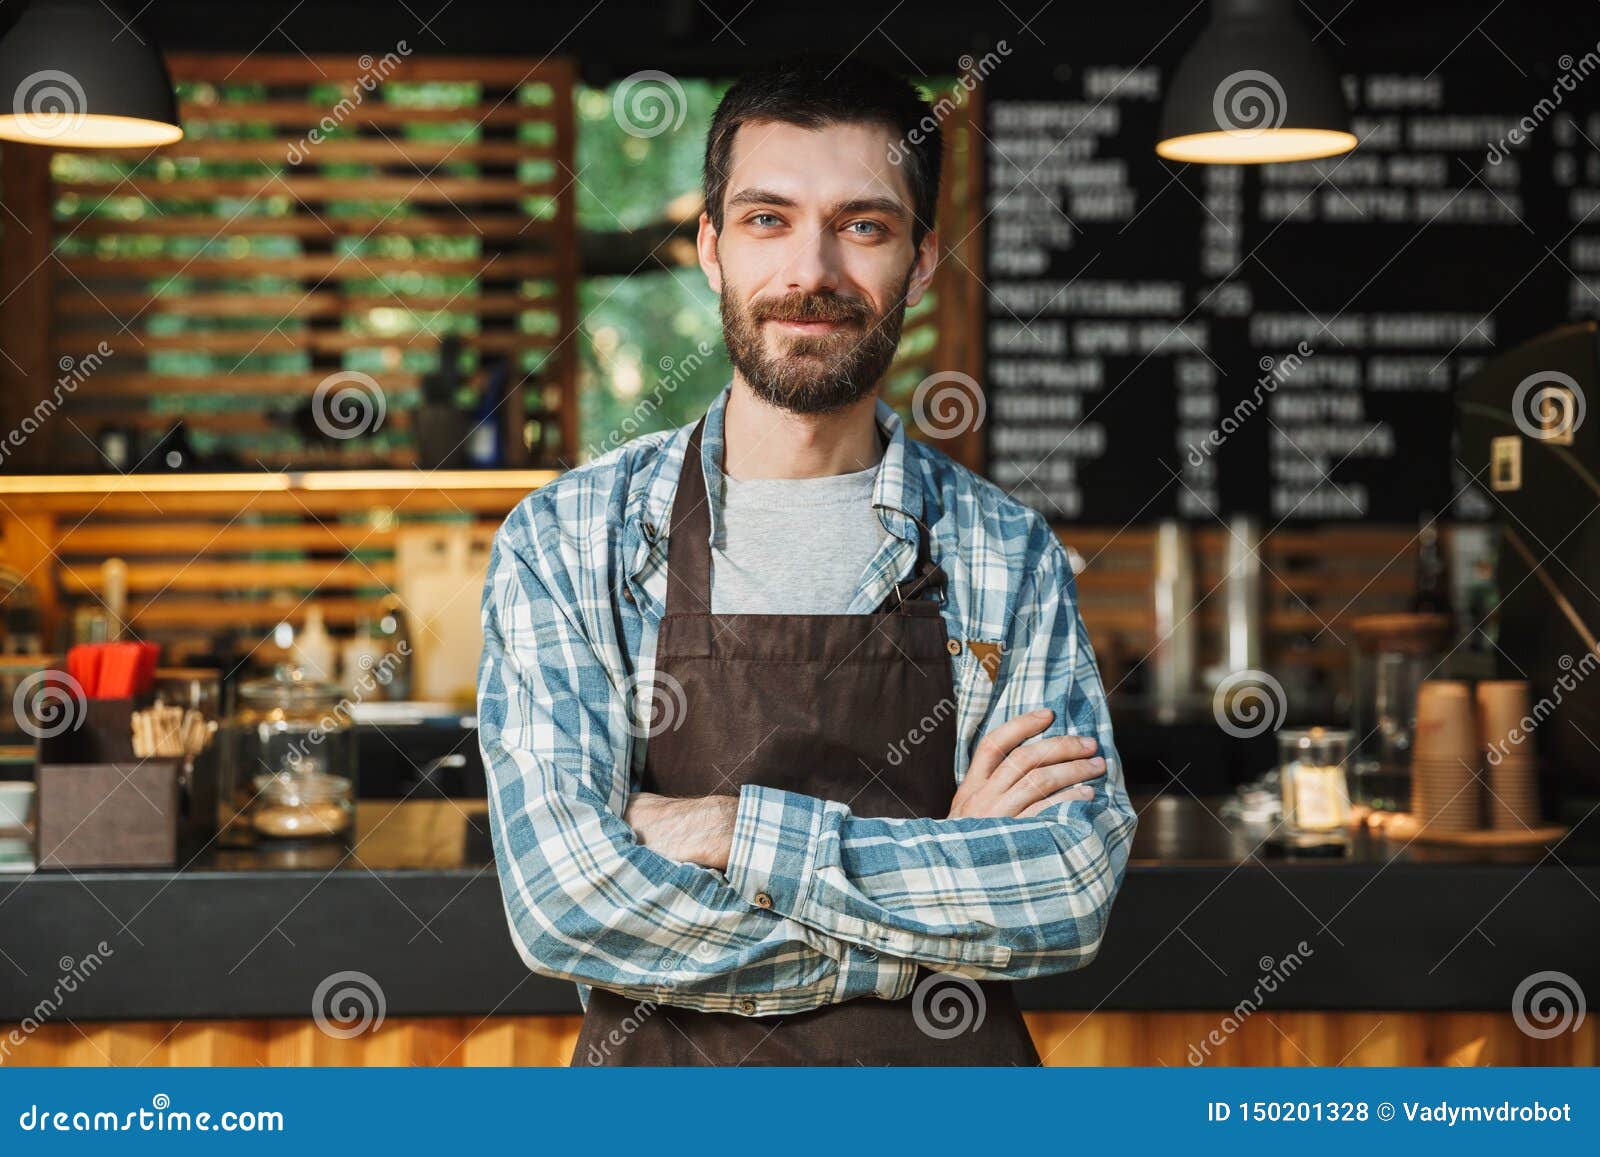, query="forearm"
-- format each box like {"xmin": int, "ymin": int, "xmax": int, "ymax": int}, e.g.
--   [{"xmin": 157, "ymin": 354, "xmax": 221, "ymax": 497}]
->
[
  {"xmin": 722, "ymin": 779, "xmax": 1136, "ymax": 976},
  {"xmin": 624, "ymin": 792, "xmax": 738, "ymax": 871}
]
